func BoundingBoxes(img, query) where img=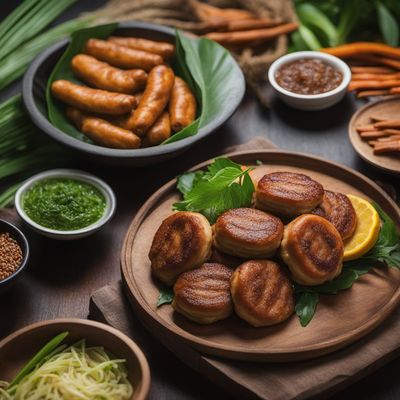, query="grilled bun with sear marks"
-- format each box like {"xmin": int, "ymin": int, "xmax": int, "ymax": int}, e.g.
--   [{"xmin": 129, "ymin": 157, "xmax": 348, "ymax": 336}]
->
[
  {"xmin": 280, "ymin": 214, "xmax": 344, "ymax": 285},
  {"xmin": 256, "ymin": 172, "xmax": 324, "ymax": 217},
  {"xmin": 230, "ymin": 260, "xmax": 294, "ymax": 327},
  {"xmin": 214, "ymin": 208, "xmax": 284, "ymax": 258},
  {"xmin": 312, "ymin": 190, "xmax": 357, "ymax": 240},
  {"xmin": 149, "ymin": 212, "xmax": 212, "ymax": 285},
  {"xmin": 172, "ymin": 263, "xmax": 233, "ymax": 324}
]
